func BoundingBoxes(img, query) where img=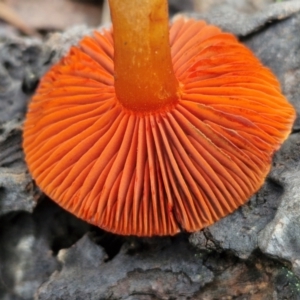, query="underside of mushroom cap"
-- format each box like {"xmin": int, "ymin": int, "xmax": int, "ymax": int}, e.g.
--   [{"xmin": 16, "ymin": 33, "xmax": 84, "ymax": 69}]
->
[{"xmin": 23, "ymin": 18, "xmax": 296, "ymax": 236}]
